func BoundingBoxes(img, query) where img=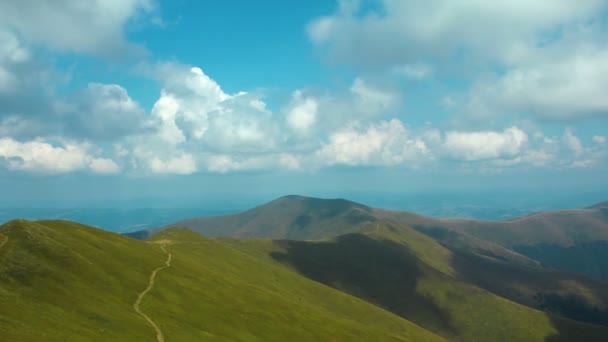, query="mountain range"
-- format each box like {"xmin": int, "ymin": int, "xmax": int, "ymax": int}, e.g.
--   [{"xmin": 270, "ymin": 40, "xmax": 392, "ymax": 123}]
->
[{"xmin": 2, "ymin": 195, "xmax": 608, "ymax": 341}]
